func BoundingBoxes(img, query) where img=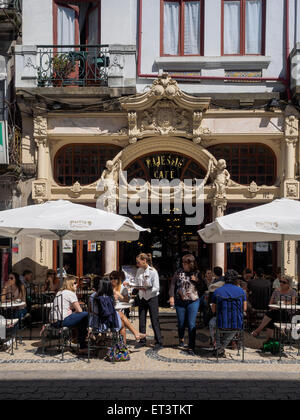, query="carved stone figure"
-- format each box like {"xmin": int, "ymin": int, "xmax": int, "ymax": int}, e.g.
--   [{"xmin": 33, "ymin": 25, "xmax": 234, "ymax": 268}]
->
[
  {"xmin": 210, "ymin": 159, "xmax": 231, "ymax": 198},
  {"xmin": 98, "ymin": 151, "xmax": 123, "ymax": 213}
]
